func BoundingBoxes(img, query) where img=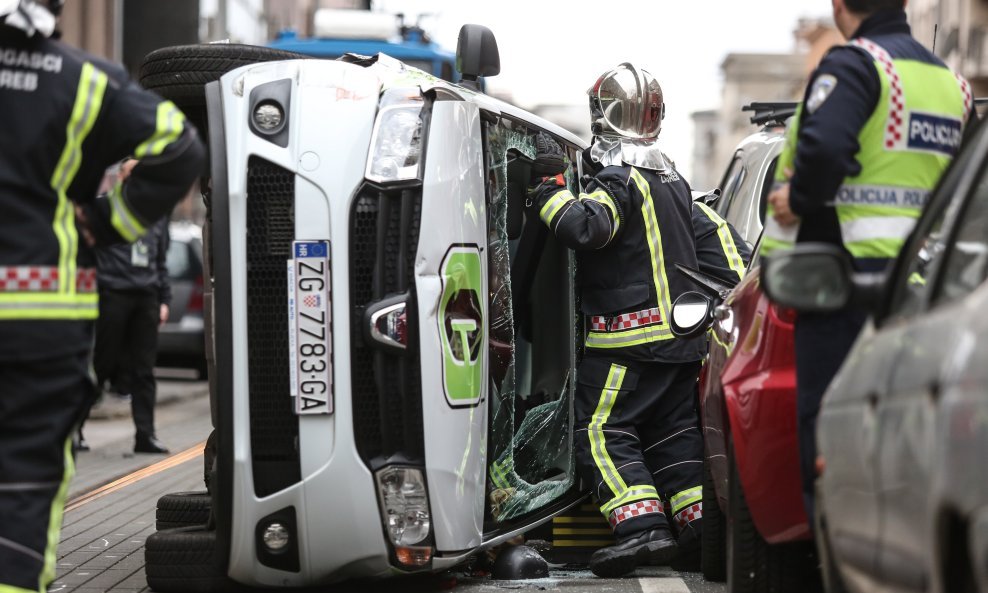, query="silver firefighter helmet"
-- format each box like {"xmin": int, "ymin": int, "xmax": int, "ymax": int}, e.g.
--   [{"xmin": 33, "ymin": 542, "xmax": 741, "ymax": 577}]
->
[
  {"xmin": 587, "ymin": 62, "xmax": 665, "ymax": 140},
  {"xmin": 0, "ymin": 0, "xmax": 59, "ymax": 37}
]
